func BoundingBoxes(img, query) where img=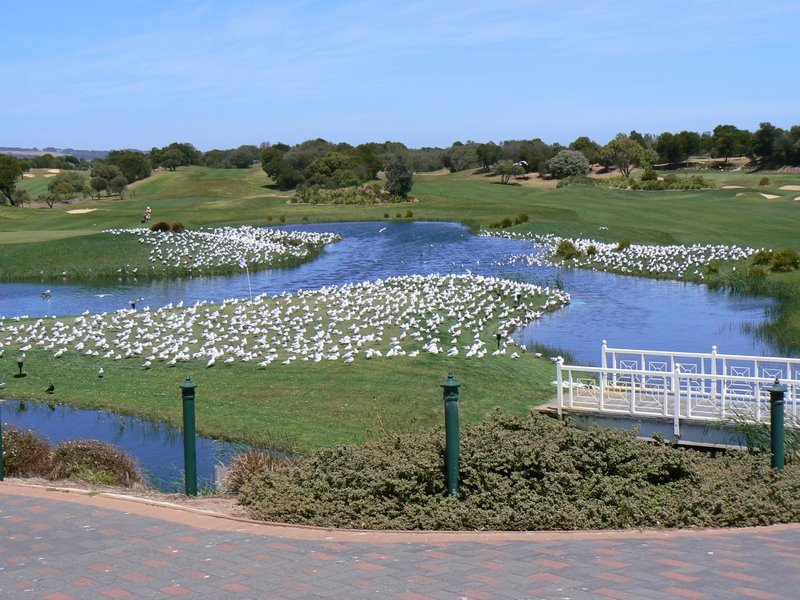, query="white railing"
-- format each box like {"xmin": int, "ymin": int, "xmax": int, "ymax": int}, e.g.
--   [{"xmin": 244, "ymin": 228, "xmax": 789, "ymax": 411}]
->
[
  {"xmin": 557, "ymin": 346, "xmax": 800, "ymax": 436},
  {"xmin": 601, "ymin": 340, "xmax": 800, "ymax": 386}
]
